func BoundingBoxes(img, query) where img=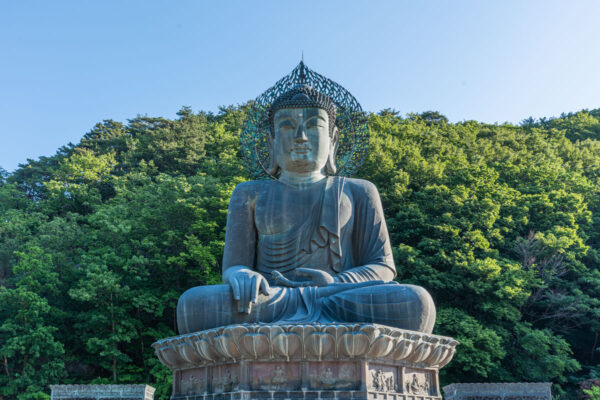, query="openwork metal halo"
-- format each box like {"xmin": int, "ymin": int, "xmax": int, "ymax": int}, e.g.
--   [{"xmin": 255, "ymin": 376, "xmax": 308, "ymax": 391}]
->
[{"xmin": 241, "ymin": 61, "xmax": 369, "ymax": 179}]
